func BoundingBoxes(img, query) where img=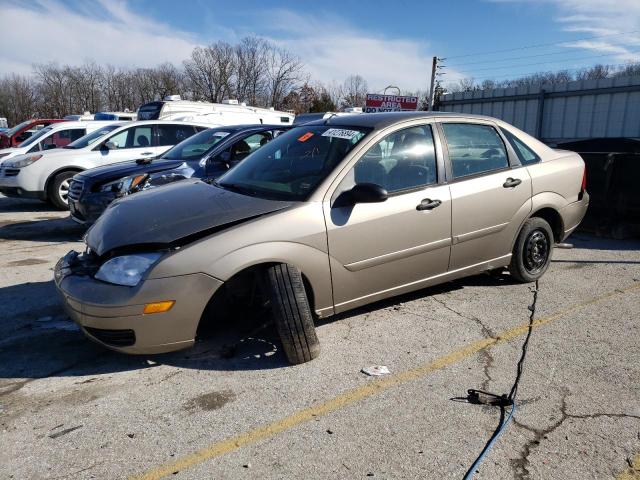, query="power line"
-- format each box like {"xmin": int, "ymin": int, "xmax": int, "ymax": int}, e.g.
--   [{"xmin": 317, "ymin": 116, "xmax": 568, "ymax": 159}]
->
[
  {"xmin": 443, "ymin": 29, "xmax": 640, "ymax": 60},
  {"xmin": 459, "ymin": 50, "xmax": 640, "ymax": 74},
  {"xmin": 469, "ymin": 61, "xmax": 636, "ymax": 82},
  {"xmin": 447, "ymin": 45, "xmax": 637, "ymax": 68}
]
